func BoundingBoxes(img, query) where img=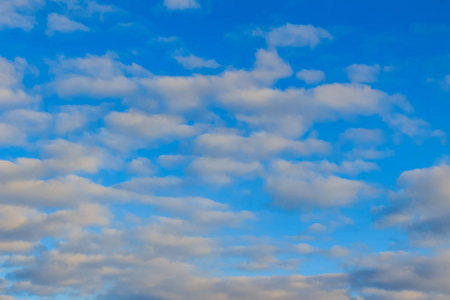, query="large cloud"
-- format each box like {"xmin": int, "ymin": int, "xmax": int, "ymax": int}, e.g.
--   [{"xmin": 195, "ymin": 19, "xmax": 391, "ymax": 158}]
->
[{"xmin": 375, "ymin": 163, "xmax": 450, "ymax": 244}]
